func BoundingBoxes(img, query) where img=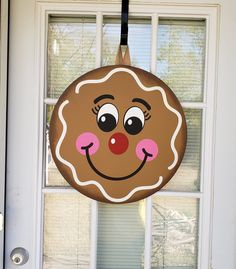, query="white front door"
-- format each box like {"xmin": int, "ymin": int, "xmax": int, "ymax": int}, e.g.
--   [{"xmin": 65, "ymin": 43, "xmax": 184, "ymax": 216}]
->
[{"xmin": 4, "ymin": 1, "xmax": 236, "ymax": 269}]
